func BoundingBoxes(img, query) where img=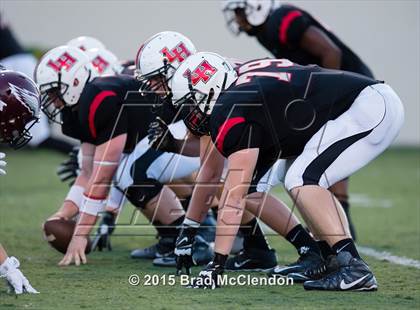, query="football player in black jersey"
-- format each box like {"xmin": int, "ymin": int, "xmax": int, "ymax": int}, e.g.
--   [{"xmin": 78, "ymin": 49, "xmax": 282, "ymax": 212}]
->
[
  {"xmin": 35, "ymin": 45, "xmax": 200, "ymax": 266},
  {"xmin": 138, "ymin": 31, "xmax": 318, "ymax": 274},
  {"xmin": 170, "ymin": 53, "xmax": 404, "ymax": 291},
  {"xmin": 222, "ymin": 0, "xmax": 376, "ymax": 240}
]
